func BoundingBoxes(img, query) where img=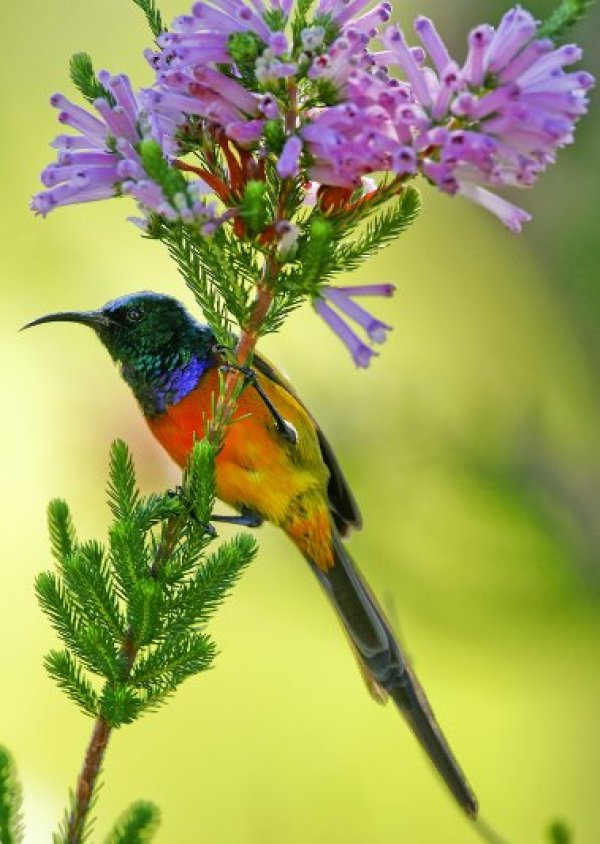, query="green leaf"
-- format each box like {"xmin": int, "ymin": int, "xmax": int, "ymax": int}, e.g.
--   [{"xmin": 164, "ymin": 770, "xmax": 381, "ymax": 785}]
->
[
  {"xmin": 183, "ymin": 440, "xmax": 217, "ymax": 527},
  {"xmin": 295, "ymin": 216, "xmax": 334, "ymax": 292},
  {"xmin": 313, "ymin": 13, "xmax": 342, "ymax": 48},
  {"xmin": 135, "ymin": 493, "xmax": 181, "ymax": 532},
  {"xmin": 109, "ymin": 521, "xmax": 149, "ymax": 595},
  {"xmin": 169, "ymin": 533, "xmax": 257, "ymax": 630},
  {"xmin": 128, "ymin": 581, "xmax": 163, "ymax": 647},
  {"xmin": 130, "ymin": 0, "xmax": 164, "ymax": 37},
  {"xmin": 38, "ymin": 568, "xmax": 120, "ymax": 680},
  {"xmin": 36, "ymin": 571, "xmax": 86, "ymax": 660},
  {"xmin": 264, "ymin": 120, "xmax": 286, "ymax": 154},
  {"xmin": 160, "ymin": 223, "xmax": 236, "ymax": 344},
  {"xmin": 107, "ymin": 441, "xmax": 139, "ymax": 522},
  {"xmin": 77, "ymin": 627, "xmax": 123, "ymax": 682},
  {"xmin": 159, "ymin": 219, "xmax": 267, "ymax": 337},
  {"xmin": 262, "ymin": 8, "xmax": 287, "ymax": 31},
  {"xmin": 44, "ymin": 650, "xmax": 99, "ymax": 718},
  {"xmin": 104, "ymin": 801, "xmax": 160, "ymax": 844},
  {"xmin": 0, "ymin": 747, "xmax": 24, "ymax": 844},
  {"xmin": 291, "ymin": 0, "xmax": 316, "ymax": 48},
  {"xmin": 539, "ymin": 0, "xmax": 596, "ymax": 42},
  {"xmin": 69, "ymin": 53, "xmax": 114, "ymax": 105},
  {"xmin": 48, "ymin": 499, "xmax": 77, "ymax": 563},
  {"xmin": 227, "ymin": 31, "xmax": 264, "ymax": 65}
]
